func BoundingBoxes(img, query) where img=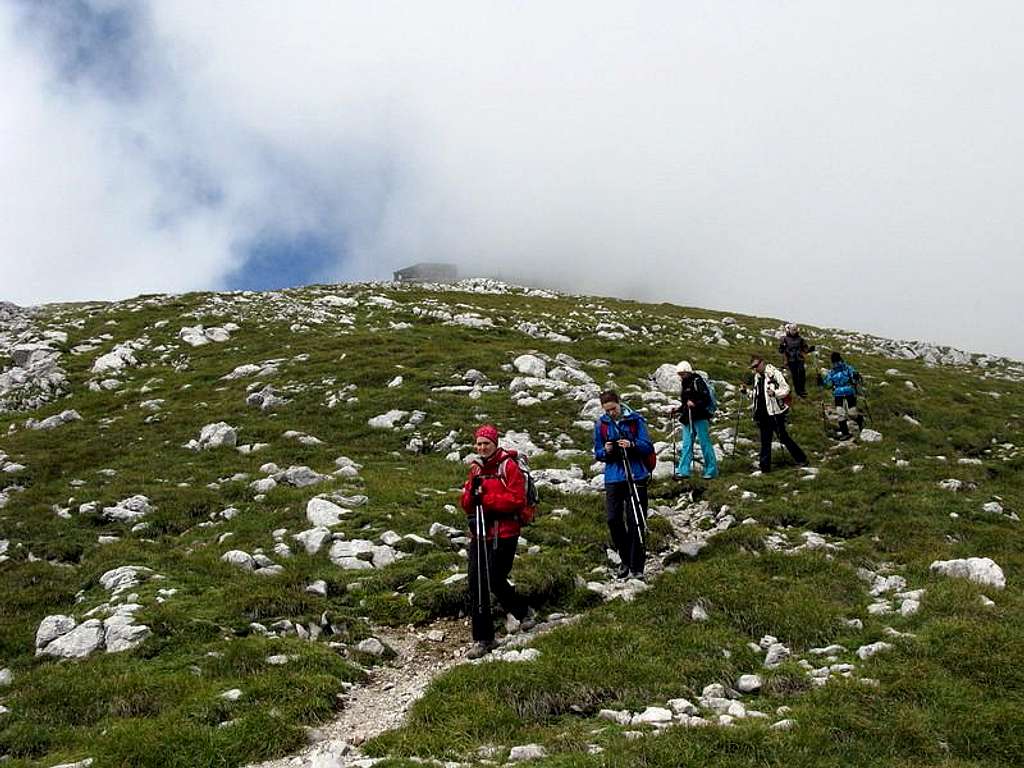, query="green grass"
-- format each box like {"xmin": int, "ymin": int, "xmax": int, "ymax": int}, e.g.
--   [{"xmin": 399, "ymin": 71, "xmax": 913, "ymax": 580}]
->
[{"xmin": 1, "ymin": 282, "xmax": 1022, "ymax": 766}]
